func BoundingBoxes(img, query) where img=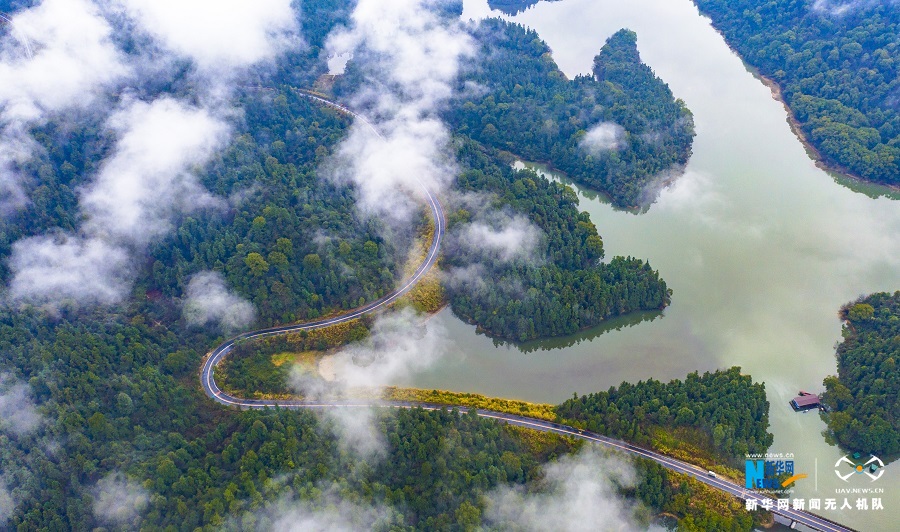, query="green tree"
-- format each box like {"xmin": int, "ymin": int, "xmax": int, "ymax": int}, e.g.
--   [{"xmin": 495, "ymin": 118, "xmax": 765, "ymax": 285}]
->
[{"xmin": 245, "ymin": 253, "xmax": 270, "ymax": 276}]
